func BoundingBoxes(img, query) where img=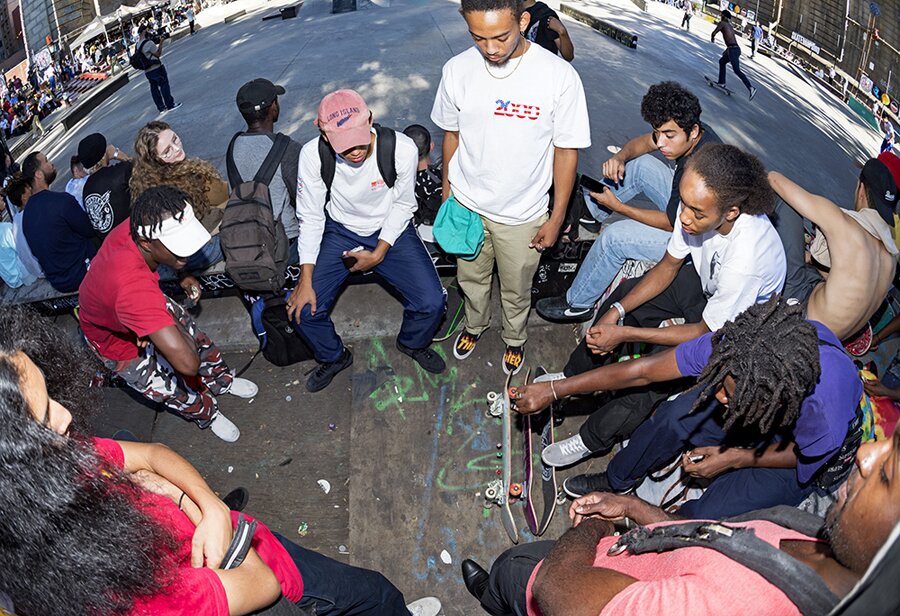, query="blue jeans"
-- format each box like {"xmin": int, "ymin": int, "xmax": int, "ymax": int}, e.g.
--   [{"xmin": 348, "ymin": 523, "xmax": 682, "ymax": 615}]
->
[
  {"xmin": 144, "ymin": 64, "xmax": 175, "ymax": 111},
  {"xmin": 570, "ymin": 154, "xmax": 674, "ymax": 308},
  {"xmin": 274, "ymin": 533, "xmax": 410, "ymax": 615},
  {"xmin": 297, "ymin": 220, "xmax": 446, "ymax": 363},
  {"xmin": 157, "ymin": 235, "xmax": 223, "ymax": 281}
]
